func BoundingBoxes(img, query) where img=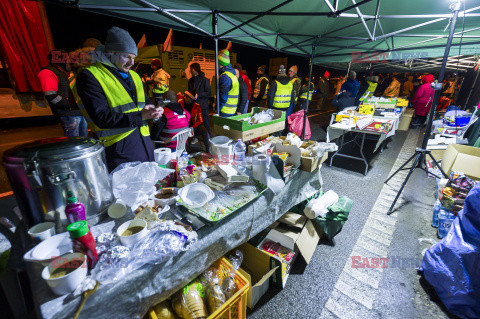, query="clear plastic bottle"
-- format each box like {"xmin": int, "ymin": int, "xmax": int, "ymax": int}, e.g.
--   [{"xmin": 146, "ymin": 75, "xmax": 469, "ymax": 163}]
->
[
  {"xmin": 438, "ymin": 209, "xmax": 455, "ymax": 239},
  {"xmin": 432, "ymin": 199, "xmax": 441, "ymax": 228},
  {"xmin": 178, "ymin": 151, "xmax": 189, "ymax": 174},
  {"xmin": 234, "ymin": 139, "xmax": 246, "ymax": 172}
]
